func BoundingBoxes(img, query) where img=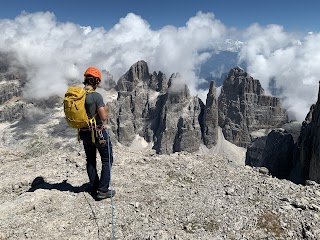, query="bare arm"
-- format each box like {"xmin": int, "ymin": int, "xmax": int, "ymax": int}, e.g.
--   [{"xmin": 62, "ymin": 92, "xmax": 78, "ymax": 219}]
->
[{"xmin": 97, "ymin": 105, "xmax": 109, "ymax": 122}]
